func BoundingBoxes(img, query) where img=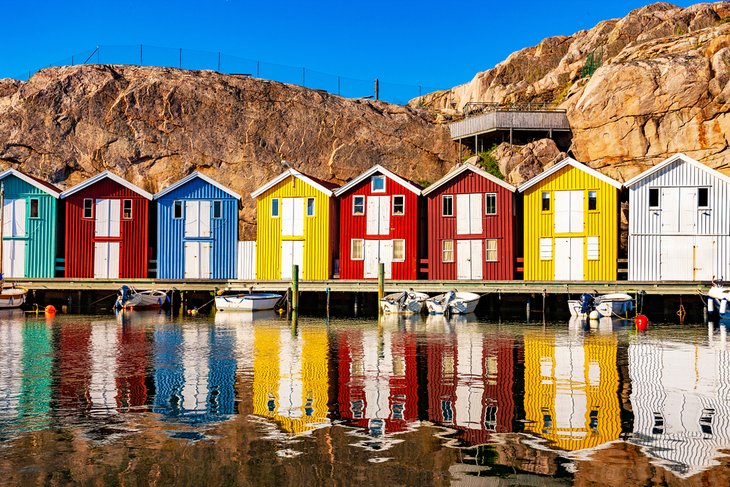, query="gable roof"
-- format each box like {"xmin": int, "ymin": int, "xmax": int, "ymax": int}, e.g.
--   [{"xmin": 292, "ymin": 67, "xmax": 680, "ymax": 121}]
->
[
  {"xmin": 422, "ymin": 163, "xmax": 516, "ymax": 196},
  {"xmin": 0, "ymin": 169, "xmax": 61, "ymax": 198},
  {"xmin": 153, "ymin": 171, "xmax": 241, "ymax": 200},
  {"xmin": 333, "ymin": 164, "xmax": 422, "ymax": 196},
  {"xmin": 251, "ymin": 167, "xmax": 337, "ymax": 198},
  {"xmin": 623, "ymin": 153, "xmax": 730, "ymax": 187},
  {"xmin": 517, "ymin": 157, "xmax": 623, "ymax": 192},
  {"xmin": 60, "ymin": 171, "xmax": 153, "ymax": 200}
]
